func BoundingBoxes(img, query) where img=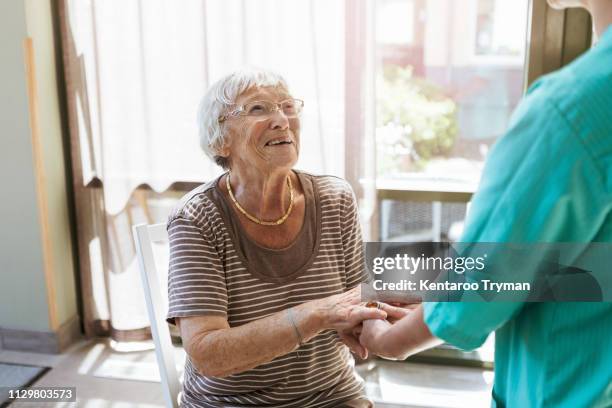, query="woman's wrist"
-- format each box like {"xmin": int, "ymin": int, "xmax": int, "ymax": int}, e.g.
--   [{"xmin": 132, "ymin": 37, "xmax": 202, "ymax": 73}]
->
[
  {"xmin": 292, "ymin": 300, "xmax": 327, "ymax": 342},
  {"xmin": 307, "ymin": 297, "xmax": 336, "ymax": 330}
]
